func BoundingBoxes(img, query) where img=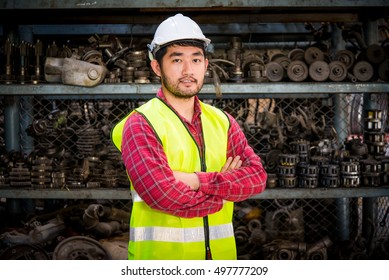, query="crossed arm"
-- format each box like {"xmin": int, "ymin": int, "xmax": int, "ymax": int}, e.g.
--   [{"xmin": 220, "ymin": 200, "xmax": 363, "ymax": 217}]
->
[
  {"xmin": 121, "ymin": 112, "xmax": 267, "ymax": 218},
  {"xmin": 173, "ymin": 155, "xmax": 243, "ymax": 191}
]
